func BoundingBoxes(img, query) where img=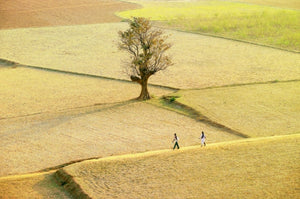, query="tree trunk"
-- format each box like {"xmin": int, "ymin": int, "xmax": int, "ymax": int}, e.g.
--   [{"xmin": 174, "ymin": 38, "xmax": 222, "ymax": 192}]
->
[{"xmin": 137, "ymin": 75, "xmax": 150, "ymax": 100}]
